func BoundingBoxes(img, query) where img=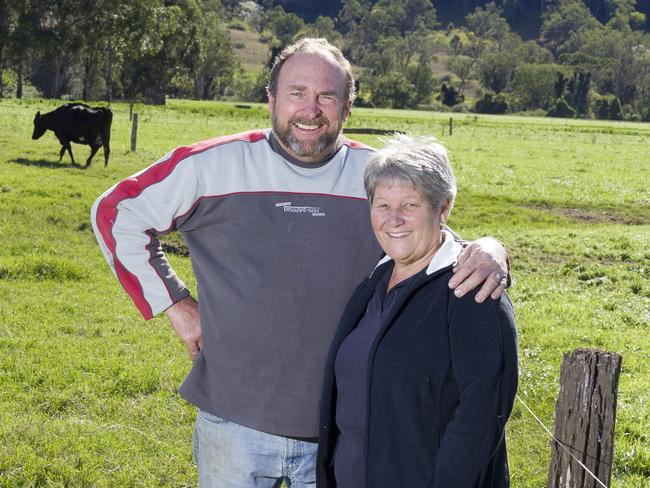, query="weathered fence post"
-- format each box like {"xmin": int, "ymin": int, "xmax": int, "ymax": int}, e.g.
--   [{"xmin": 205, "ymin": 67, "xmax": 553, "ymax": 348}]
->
[
  {"xmin": 449, "ymin": 117, "xmax": 453, "ymax": 136},
  {"xmin": 129, "ymin": 101, "xmax": 134, "ymax": 121},
  {"xmin": 131, "ymin": 113, "xmax": 138, "ymax": 152},
  {"xmin": 547, "ymin": 349, "xmax": 622, "ymax": 488}
]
